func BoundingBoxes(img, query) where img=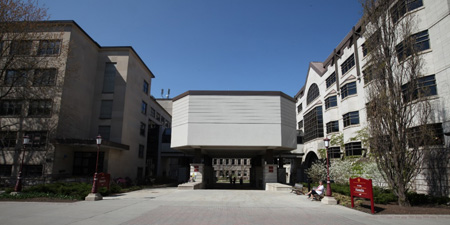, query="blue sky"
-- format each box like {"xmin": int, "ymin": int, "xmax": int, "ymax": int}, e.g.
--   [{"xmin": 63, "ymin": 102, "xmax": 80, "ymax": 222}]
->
[{"xmin": 39, "ymin": 0, "xmax": 362, "ymax": 98}]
